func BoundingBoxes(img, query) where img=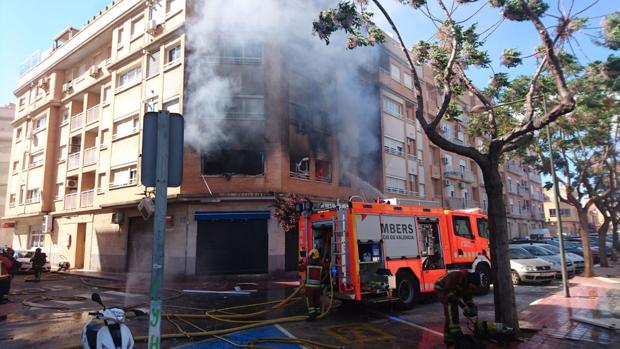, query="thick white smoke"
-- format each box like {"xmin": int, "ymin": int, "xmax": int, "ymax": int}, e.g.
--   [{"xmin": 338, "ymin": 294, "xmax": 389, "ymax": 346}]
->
[{"xmin": 185, "ymin": 0, "xmax": 383, "ymax": 195}]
